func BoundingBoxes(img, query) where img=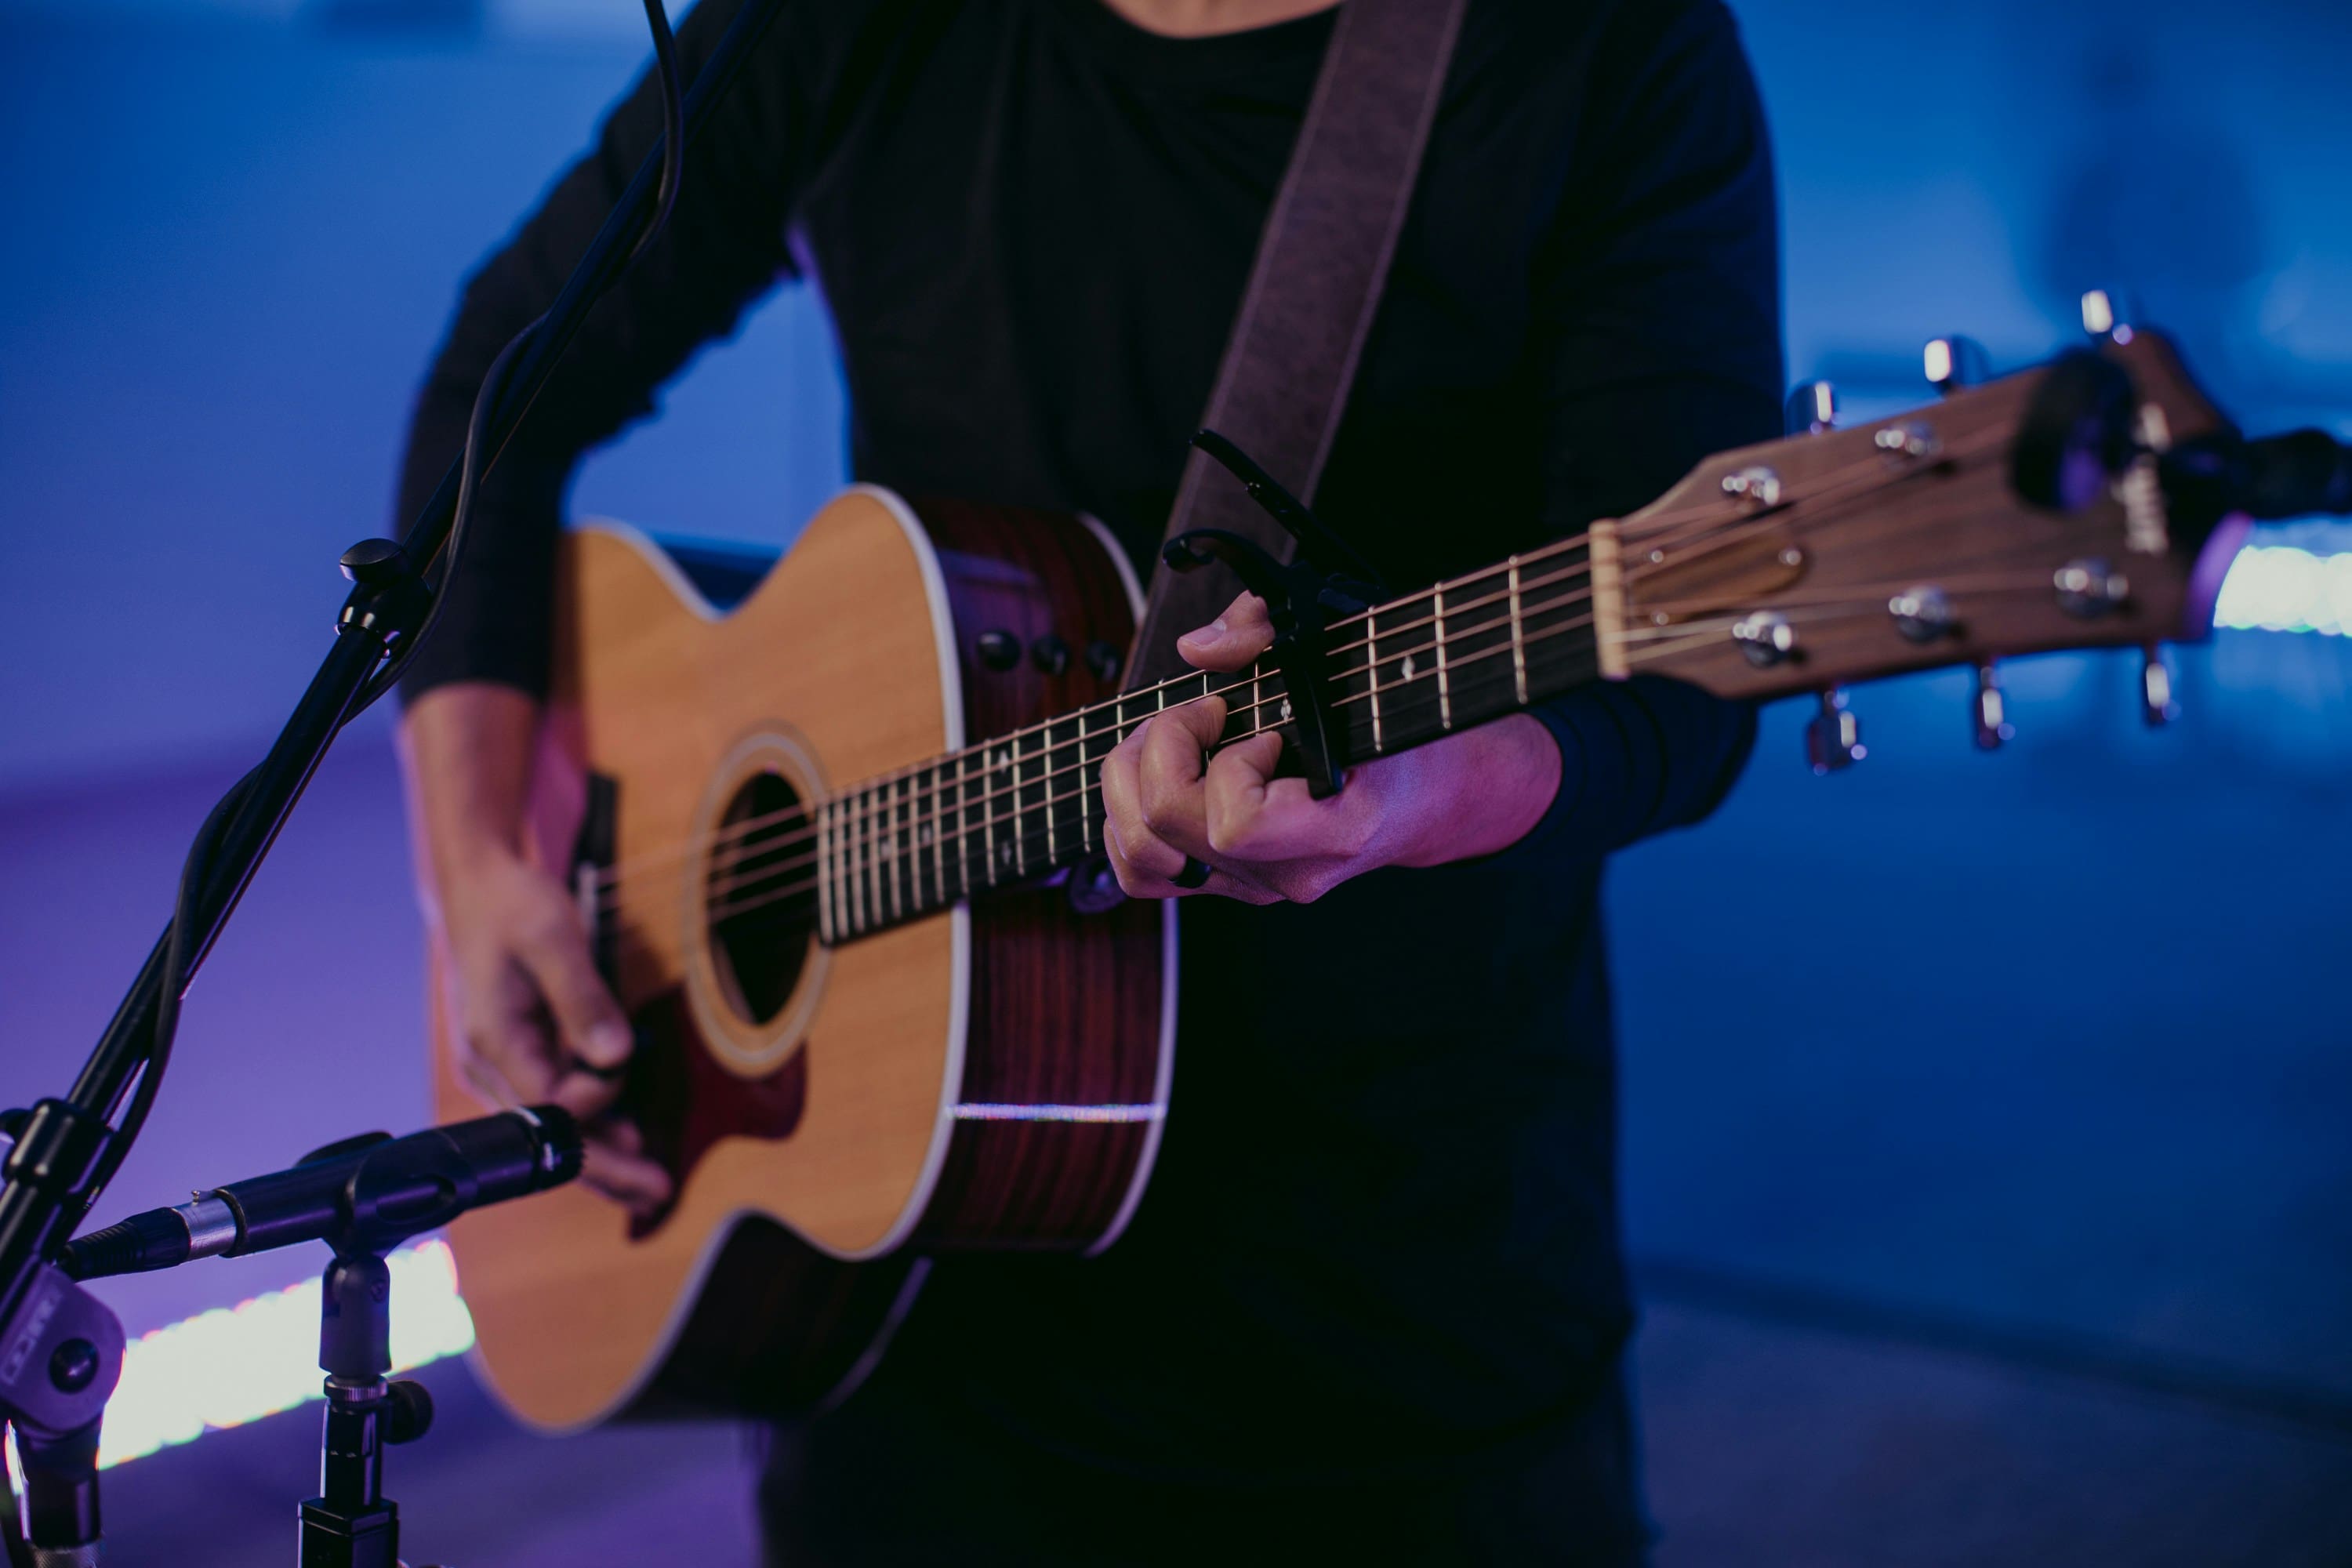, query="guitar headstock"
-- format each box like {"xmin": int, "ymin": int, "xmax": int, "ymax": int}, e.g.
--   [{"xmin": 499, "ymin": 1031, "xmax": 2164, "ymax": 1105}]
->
[{"xmin": 1590, "ymin": 325, "xmax": 2253, "ymax": 757}]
